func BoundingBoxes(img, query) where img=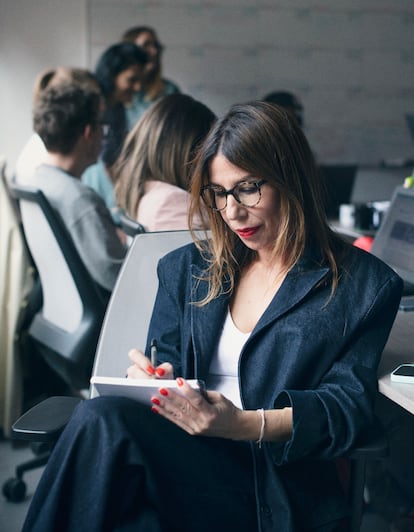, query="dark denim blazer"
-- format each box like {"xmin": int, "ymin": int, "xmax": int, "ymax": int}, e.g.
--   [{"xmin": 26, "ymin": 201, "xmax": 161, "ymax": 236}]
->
[{"xmin": 146, "ymin": 241, "xmax": 403, "ymax": 531}]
